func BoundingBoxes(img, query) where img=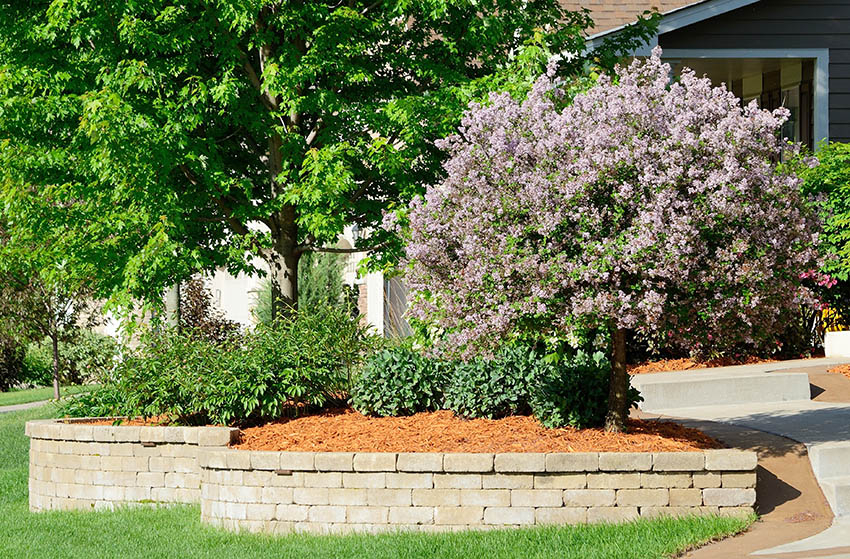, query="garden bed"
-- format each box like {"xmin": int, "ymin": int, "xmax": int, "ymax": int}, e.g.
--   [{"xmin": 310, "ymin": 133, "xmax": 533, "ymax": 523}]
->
[
  {"xmin": 233, "ymin": 409, "xmax": 721, "ymax": 453},
  {"xmin": 627, "ymin": 354, "xmax": 825, "ymax": 375},
  {"xmin": 828, "ymin": 364, "xmax": 850, "ymax": 380}
]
